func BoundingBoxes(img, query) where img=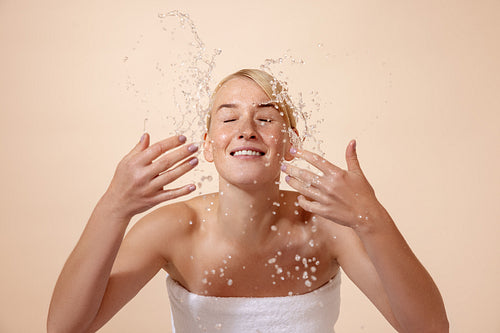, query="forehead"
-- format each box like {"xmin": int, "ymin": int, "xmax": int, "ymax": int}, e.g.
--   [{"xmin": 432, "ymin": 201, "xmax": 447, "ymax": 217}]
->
[{"xmin": 212, "ymin": 77, "xmax": 270, "ymax": 105}]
